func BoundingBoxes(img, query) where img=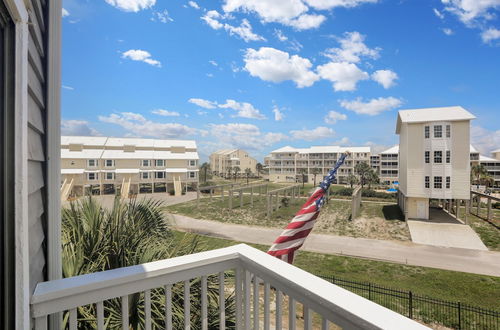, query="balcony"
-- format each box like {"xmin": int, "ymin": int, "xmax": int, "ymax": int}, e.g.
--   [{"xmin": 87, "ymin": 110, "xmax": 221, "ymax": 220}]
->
[{"xmin": 31, "ymin": 244, "xmax": 425, "ymax": 330}]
